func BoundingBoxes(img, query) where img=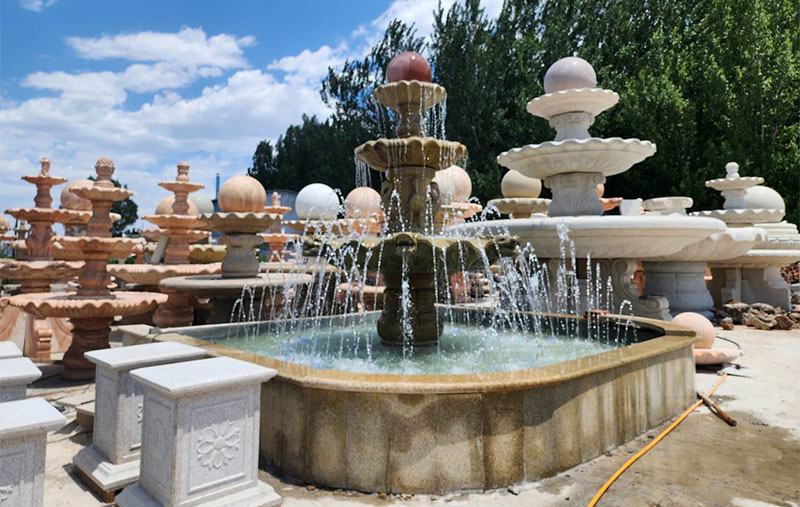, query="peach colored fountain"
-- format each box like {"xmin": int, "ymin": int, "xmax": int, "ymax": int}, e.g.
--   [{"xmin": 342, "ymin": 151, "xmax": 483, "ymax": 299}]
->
[
  {"xmin": 261, "ymin": 191, "xmax": 299, "ymax": 262},
  {"xmin": 160, "ymin": 175, "xmax": 313, "ymax": 323},
  {"xmin": 0, "ymin": 158, "xmax": 85, "ymax": 359},
  {"xmin": 8, "ymin": 158, "xmax": 167, "ymax": 379},
  {"xmin": 52, "ymin": 179, "xmax": 123, "ymax": 261},
  {"xmin": 107, "ymin": 162, "xmax": 220, "ymax": 327}
]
